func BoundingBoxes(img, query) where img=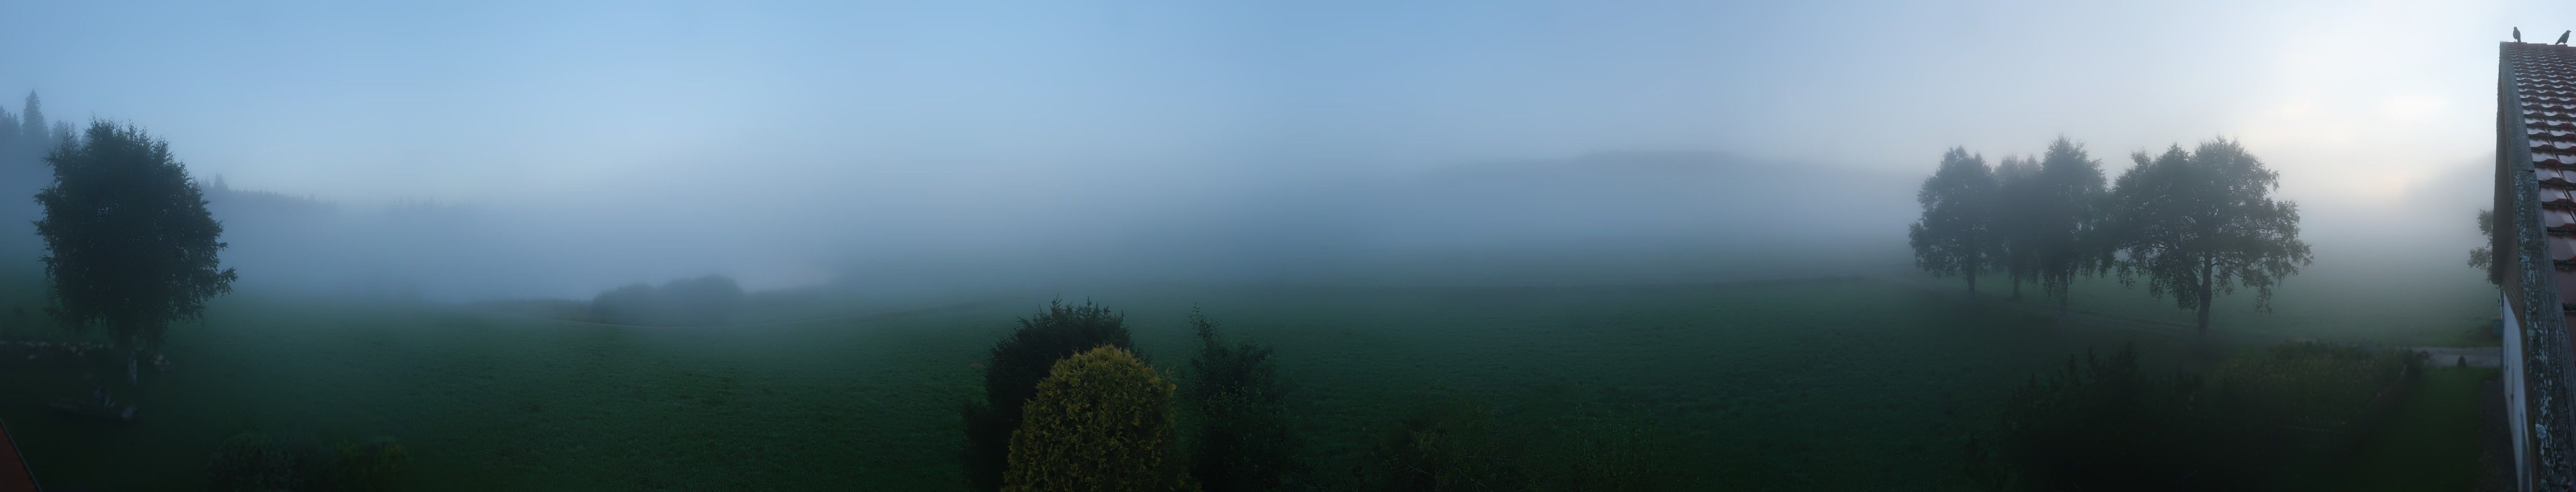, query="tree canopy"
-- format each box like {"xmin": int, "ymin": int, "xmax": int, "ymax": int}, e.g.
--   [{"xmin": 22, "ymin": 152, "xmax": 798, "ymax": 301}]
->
[
  {"xmin": 2471, "ymin": 208, "xmax": 2497, "ymax": 284},
  {"xmin": 34, "ymin": 120, "xmax": 238, "ymax": 348},
  {"xmin": 1909, "ymin": 147, "xmax": 1997, "ymax": 293},
  {"xmin": 2028, "ymin": 137, "xmax": 2109, "ymax": 307},
  {"xmin": 1992, "ymin": 154, "xmax": 2043, "ymax": 299},
  {"xmin": 2100, "ymin": 138, "xmax": 2310, "ymax": 333}
]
